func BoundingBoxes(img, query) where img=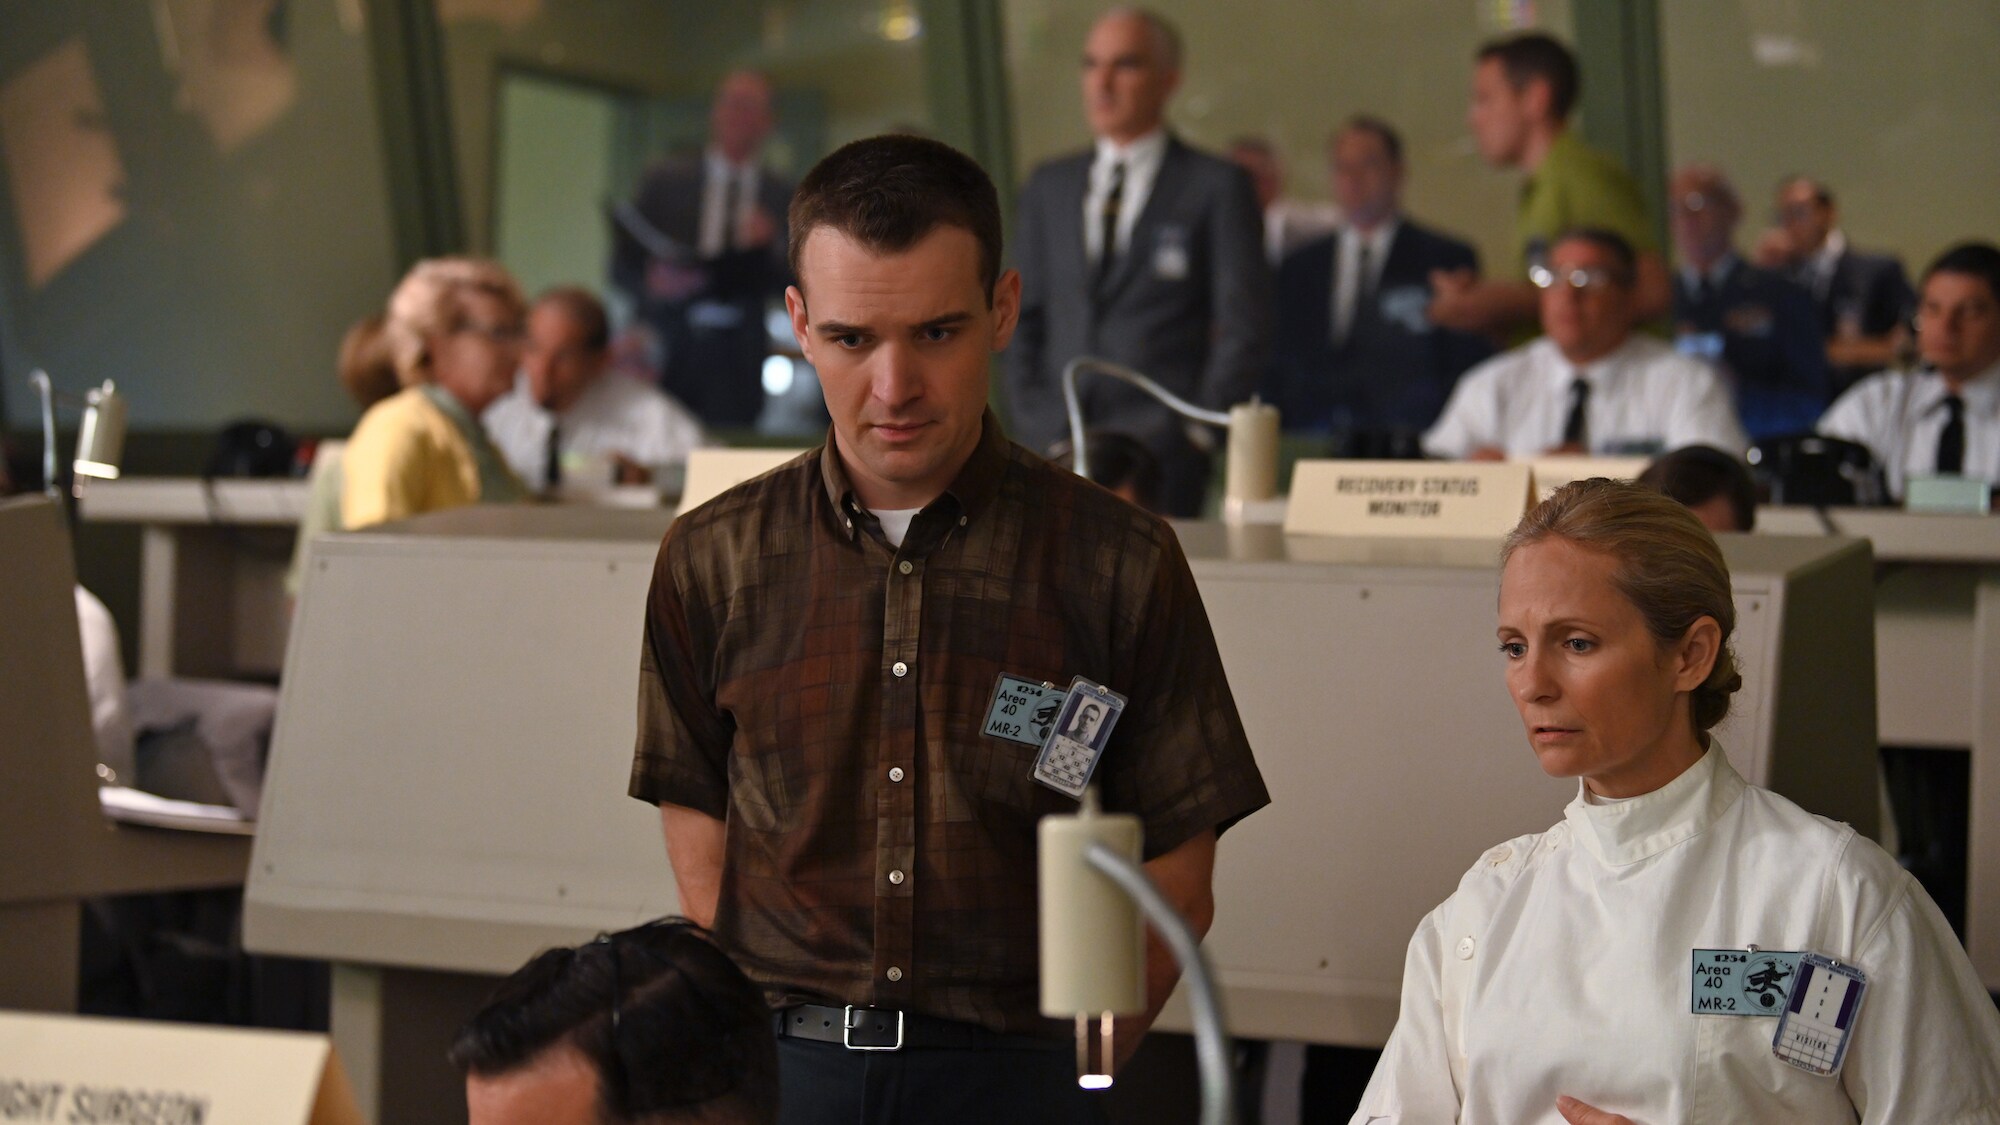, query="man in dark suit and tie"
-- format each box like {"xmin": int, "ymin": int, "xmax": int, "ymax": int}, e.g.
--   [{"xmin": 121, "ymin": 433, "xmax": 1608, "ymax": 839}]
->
[
  {"xmin": 1667, "ymin": 164, "xmax": 1829, "ymax": 441},
  {"xmin": 1263, "ymin": 116, "xmax": 1491, "ymax": 452},
  {"xmin": 1004, "ymin": 7, "xmax": 1269, "ymax": 516},
  {"xmin": 1757, "ymin": 175, "xmax": 1915, "ymax": 395},
  {"xmin": 612, "ymin": 70, "xmax": 793, "ymax": 429}
]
